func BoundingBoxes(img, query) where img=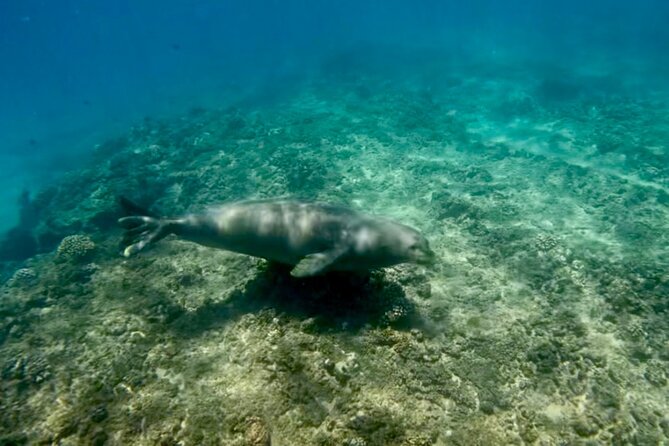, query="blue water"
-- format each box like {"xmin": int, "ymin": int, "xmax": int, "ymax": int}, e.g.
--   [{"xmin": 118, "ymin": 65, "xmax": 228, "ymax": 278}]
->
[
  {"xmin": 1, "ymin": 0, "xmax": 668, "ymax": 231},
  {"xmin": 3, "ymin": 2, "xmax": 669, "ymax": 443}
]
